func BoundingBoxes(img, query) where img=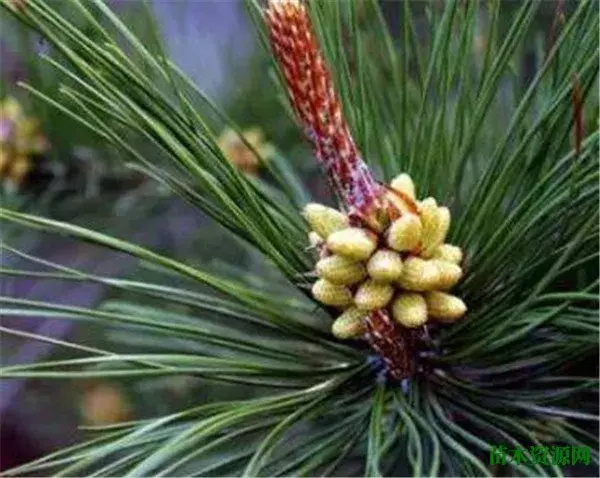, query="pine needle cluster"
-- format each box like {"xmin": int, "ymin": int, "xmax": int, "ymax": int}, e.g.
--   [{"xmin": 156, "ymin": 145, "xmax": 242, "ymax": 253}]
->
[{"xmin": 0, "ymin": 0, "xmax": 598, "ymax": 476}]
